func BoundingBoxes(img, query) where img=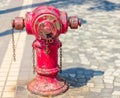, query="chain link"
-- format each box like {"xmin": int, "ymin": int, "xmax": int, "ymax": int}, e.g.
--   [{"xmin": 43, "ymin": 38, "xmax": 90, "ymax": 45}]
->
[
  {"xmin": 59, "ymin": 47, "xmax": 62, "ymax": 73},
  {"xmin": 32, "ymin": 47, "xmax": 35, "ymax": 74},
  {"xmin": 45, "ymin": 40, "xmax": 50, "ymax": 54},
  {"xmin": 11, "ymin": 28, "xmax": 16, "ymax": 61}
]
